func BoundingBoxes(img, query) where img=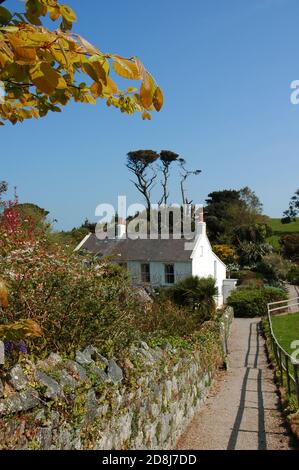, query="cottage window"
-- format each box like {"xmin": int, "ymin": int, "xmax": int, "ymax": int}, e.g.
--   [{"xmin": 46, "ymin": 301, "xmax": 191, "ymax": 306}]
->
[
  {"xmin": 165, "ymin": 264, "xmax": 175, "ymax": 284},
  {"xmin": 141, "ymin": 263, "xmax": 150, "ymax": 283}
]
